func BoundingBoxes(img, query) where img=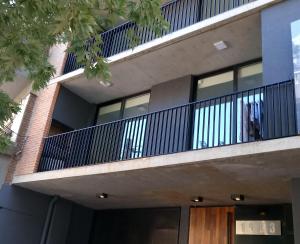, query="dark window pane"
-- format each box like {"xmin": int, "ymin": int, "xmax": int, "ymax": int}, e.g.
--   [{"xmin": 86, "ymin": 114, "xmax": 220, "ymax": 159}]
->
[
  {"xmin": 97, "ymin": 102, "xmax": 121, "ymax": 124},
  {"xmin": 123, "ymin": 93, "xmax": 150, "ymax": 118},
  {"xmin": 238, "ymin": 62, "xmax": 263, "ymax": 91},
  {"xmin": 197, "ymin": 71, "xmax": 234, "ymax": 100}
]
